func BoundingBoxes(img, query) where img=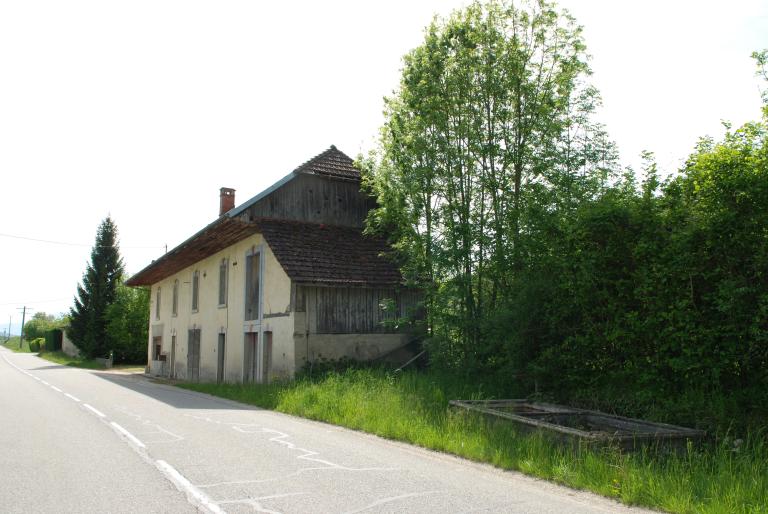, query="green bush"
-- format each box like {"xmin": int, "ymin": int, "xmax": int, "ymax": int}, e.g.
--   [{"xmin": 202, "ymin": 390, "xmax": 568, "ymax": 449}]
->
[{"xmin": 28, "ymin": 338, "xmax": 44, "ymax": 352}]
